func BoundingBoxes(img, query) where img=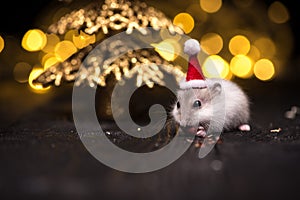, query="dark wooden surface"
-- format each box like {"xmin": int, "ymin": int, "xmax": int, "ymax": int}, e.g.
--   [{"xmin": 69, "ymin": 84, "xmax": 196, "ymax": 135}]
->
[{"xmin": 1, "ymin": 78, "xmax": 300, "ymax": 200}]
